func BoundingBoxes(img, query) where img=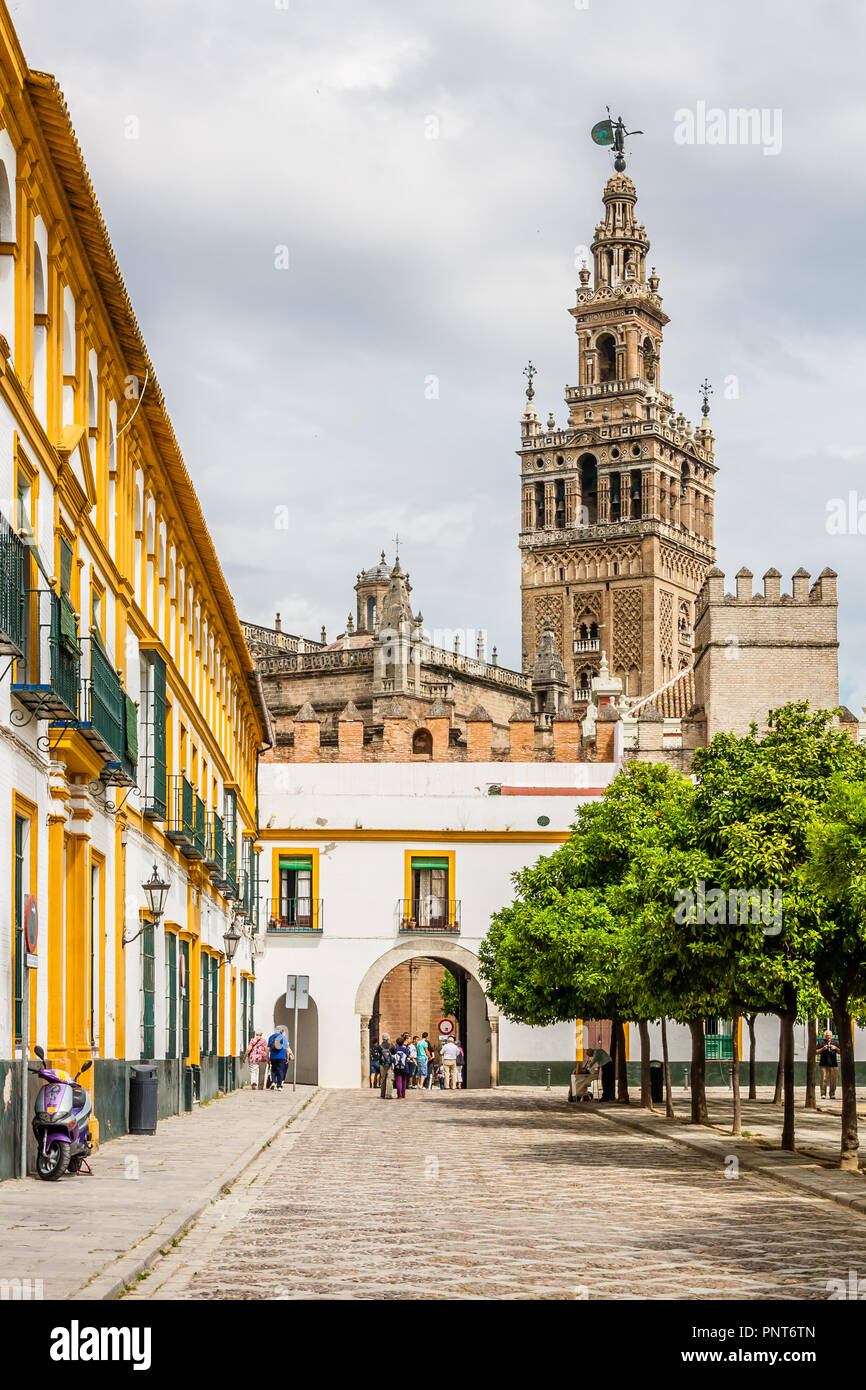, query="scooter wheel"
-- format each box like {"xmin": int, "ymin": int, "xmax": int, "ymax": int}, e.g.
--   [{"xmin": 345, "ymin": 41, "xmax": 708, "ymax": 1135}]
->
[{"xmin": 36, "ymin": 1140, "xmax": 71, "ymax": 1181}]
